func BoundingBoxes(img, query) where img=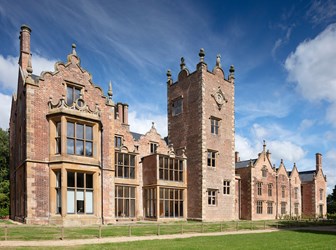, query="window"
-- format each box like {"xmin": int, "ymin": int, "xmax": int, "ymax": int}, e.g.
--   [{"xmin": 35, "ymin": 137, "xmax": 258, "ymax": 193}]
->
[
  {"xmin": 294, "ymin": 203, "xmax": 299, "ymax": 215},
  {"xmin": 208, "ymin": 190, "xmax": 217, "ymax": 206},
  {"xmin": 115, "ymin": 152, "xmax": 136, "ymax": 179},
  {"xmin": 281, "ymin": 202, "xmax": 286, "ymax": 215},
  {"xmin": 159, "ymin": 188, "xmax": 183, "ymax": 218},
  {"xmin": 55, "ymin": 170, "xmax": 62, "ymax": 214},
  {"xmin": 267, "ymin": 201, "xmax": 273, "ymax": 214},
  {"xmin": 207, "ymin": 151, "xmax": 216, "ymax": 167},
  {"xmin": 257, "ymin": 182, "xmax": 262, "ymax": 196},
  {"xmin": 320, "ymin": 189, "xmax": 323, "ymax": 201},
  {"xmin": 257, "ymin": 201, "xmax": 263, "ymax": 214},
  {"xmin": 67, "ymin": 122, "xmax": 93, "ymax": 157},
  {"xmin": 67, "ymin": 85, "xmax": 81, "ymax": 105},
  {"xmin": 262, "ymin": 166, "xmax": 267, "ymax": 177},
  {"xmin": 150, "ymin": 142, "xmax": 158, "ymax": 154},
  {"xmin": 115, "ymin": 186, "xmax": 135, "ymax": 218},
  {"xmin": 67, "ymin": 171, "xmax": 93, "ymax": 214},
  {"xmin": 115, "ymin": 136, "xmax": 123, "ymax": 148},
  {"xmin": 210, "ymin": 118, "xmax": 219, "ymax": 135},
  {"xmin": 144, "ymin": 188, "xmax": 156, "ymax": 218},
  {"xmin": 281, "ymin": 186, "xmax": 285, "ymax": 198},
  {"xmin": 159, "ymin": 156, "xmax": 183, "ymax": 182},
  {"xmin": 294, "ymin": 187, "xmax": 298, "ymax": 199},
  {"xmin": 55, "ymin": 122, "xmax": 61, "ymax": 154},
  {"xmin": 319, "ymin": 205, "xmax": 323, "ymax": 217},
  {"xmin": 172, "ymin": 98, "xmax": 182, "ymax": 116},
  {"xmin": 223, "ymin": 181, "xmax": 230, "ymax": 195},
  {"xmin": 268, "ymin": 183, "xmax": 272, "ymax": 197}
]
